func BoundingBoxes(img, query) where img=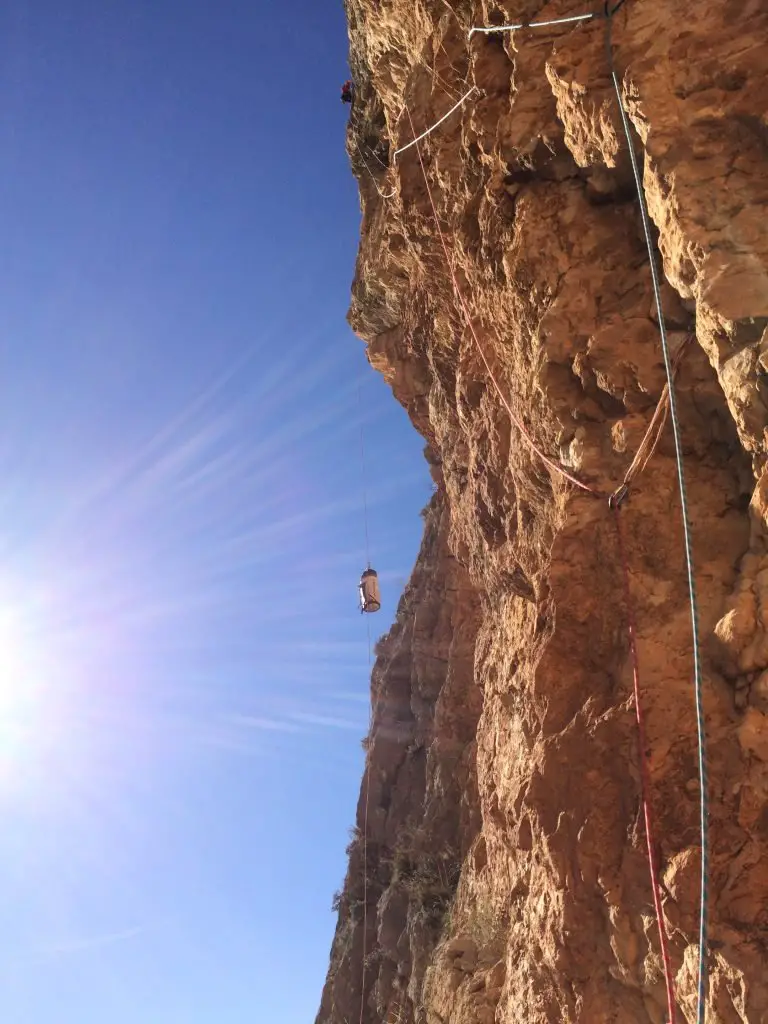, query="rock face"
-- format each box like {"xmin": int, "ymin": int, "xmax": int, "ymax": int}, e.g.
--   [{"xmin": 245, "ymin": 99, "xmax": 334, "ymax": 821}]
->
[
  {"xmin": 317, "ymin": 493, "xmax": 483, "ymax": 1024},
  {"xmin": 318, "ymin": 1, "xmax": 768, "ymax": 1021}
]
